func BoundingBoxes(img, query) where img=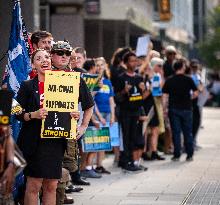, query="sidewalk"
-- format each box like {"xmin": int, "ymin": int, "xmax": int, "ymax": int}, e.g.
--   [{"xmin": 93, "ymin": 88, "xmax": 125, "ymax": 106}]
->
[{"xmin": 69, "ymin": 108, "xmax": 220, "ymax": 205}]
